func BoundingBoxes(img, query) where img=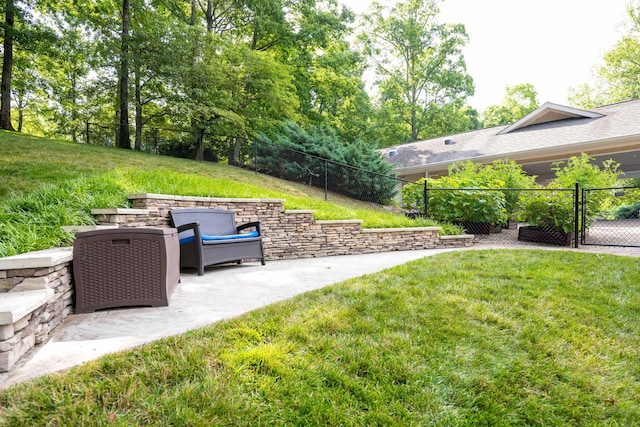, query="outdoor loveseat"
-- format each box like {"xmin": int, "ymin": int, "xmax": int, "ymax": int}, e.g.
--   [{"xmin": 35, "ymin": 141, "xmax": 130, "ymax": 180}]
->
[{"xmin": 169, "ymin": 208, "xmax": 265, "ymax": 275}]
